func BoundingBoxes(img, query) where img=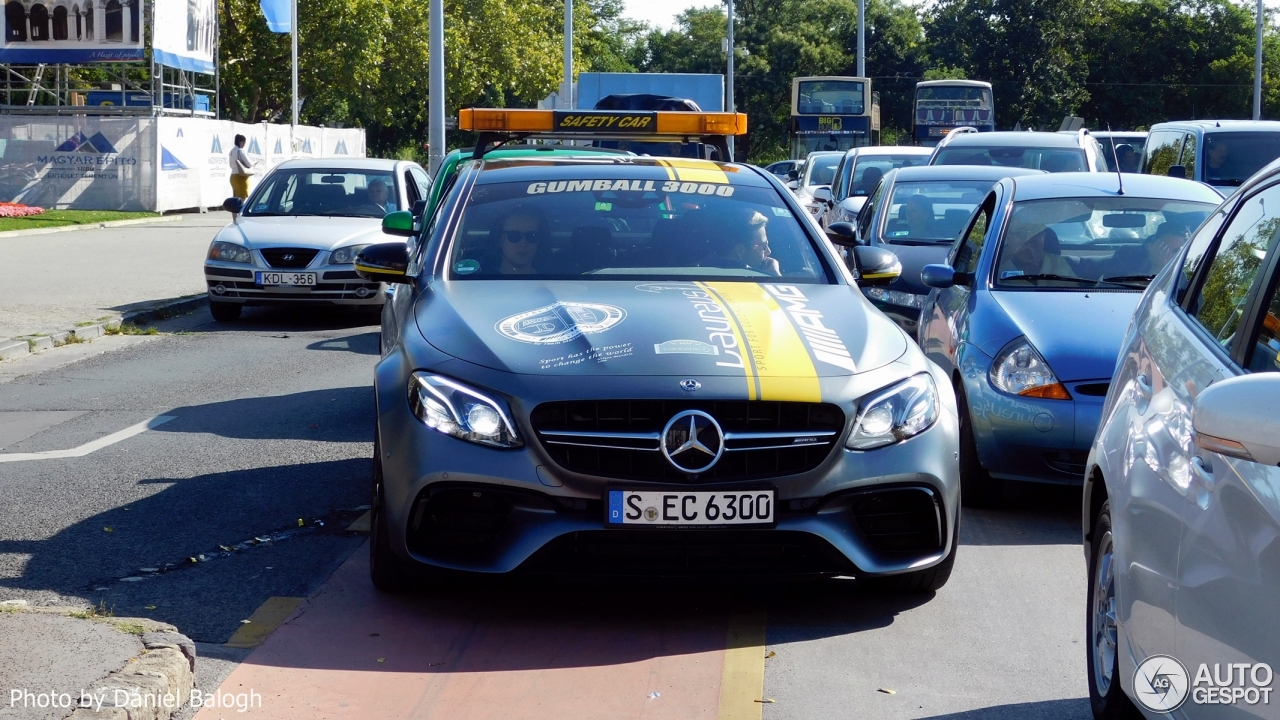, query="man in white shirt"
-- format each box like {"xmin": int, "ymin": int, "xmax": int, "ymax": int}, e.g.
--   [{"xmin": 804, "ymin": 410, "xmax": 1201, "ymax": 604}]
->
[{"xmin": 228, "ymin": 134, "xmax": 255, "ymax": 200}]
